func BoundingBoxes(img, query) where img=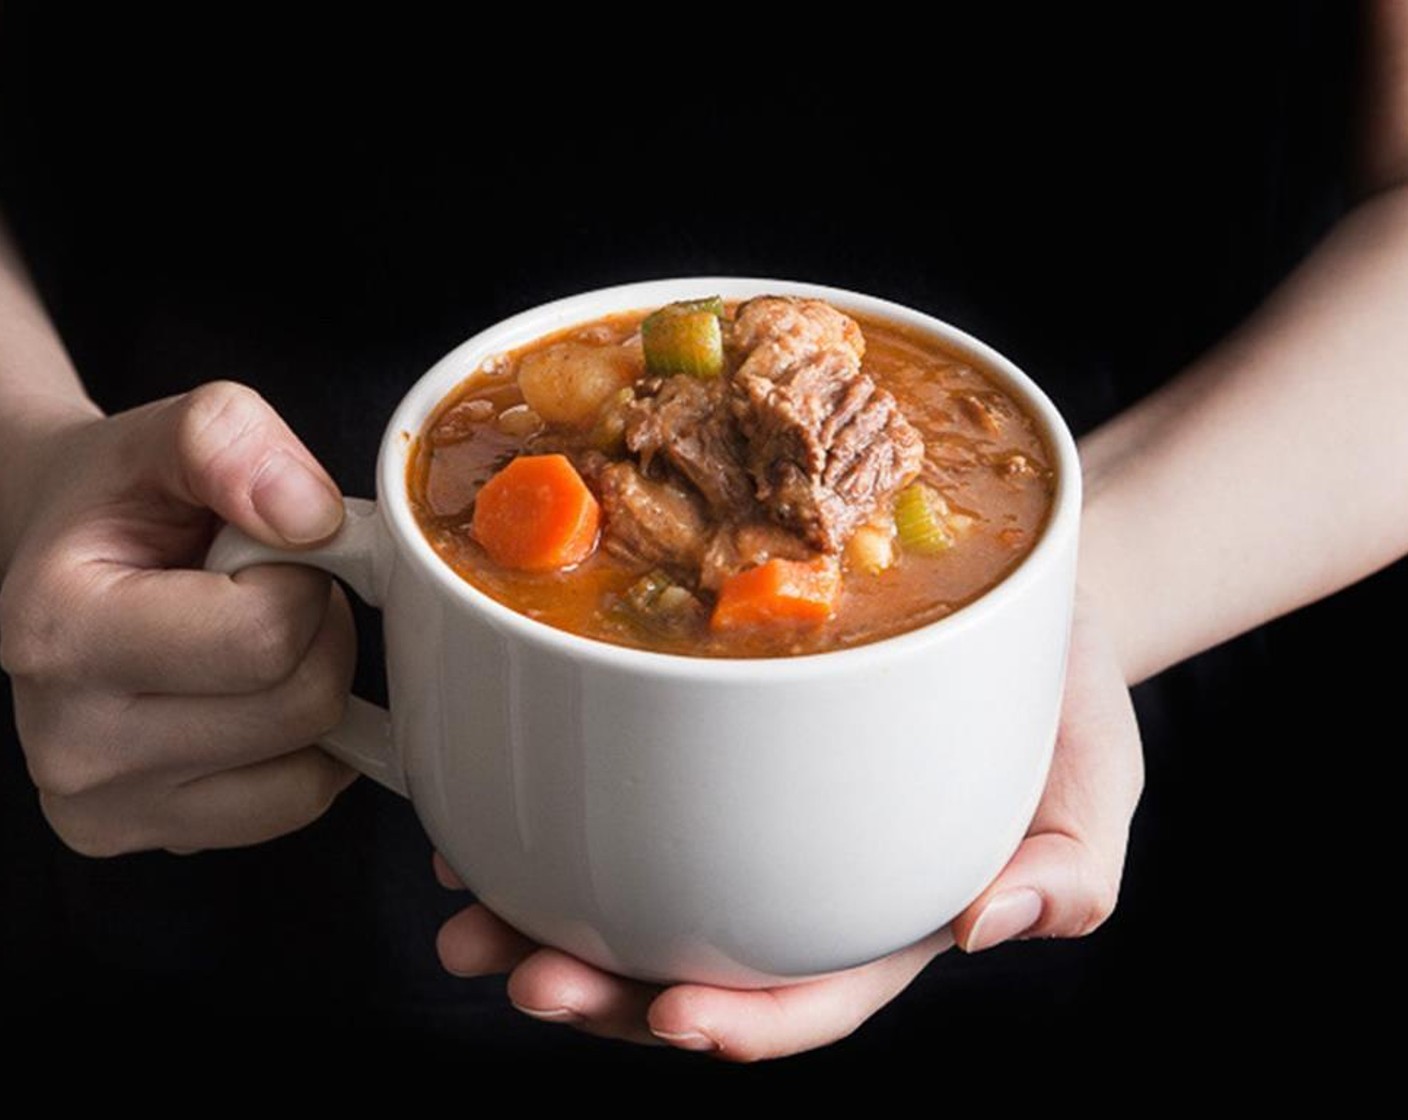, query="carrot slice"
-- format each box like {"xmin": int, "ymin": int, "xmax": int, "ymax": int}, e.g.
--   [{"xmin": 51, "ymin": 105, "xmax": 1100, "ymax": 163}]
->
[
  {"xmin": 472, "ymin": 454, "xmax": 600, "ymax": 571},
  {"xmin": 710, "ymin": 557, "xmax": 842, "ymax": 631}
]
